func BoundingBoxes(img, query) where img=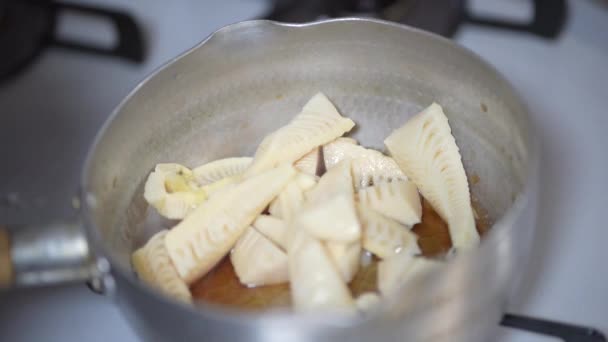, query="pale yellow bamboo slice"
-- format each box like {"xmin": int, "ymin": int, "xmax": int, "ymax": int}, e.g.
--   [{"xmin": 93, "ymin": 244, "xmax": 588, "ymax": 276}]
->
[
  {"xmin": 357, "ymin": 180, "xmax": 422, "ymax": 226},
  {"xmin": 357, "ymin": 203, "xmax": 420, "ymax": 259},
  {"xmin": 131, "ymin": 230, "xmax": 191, "ymax": 303},
  {"xmin": 325, "ymin": 240, "xmax": 361, "ymax": 283},
  {"xmin": 299, "ymin": 161, "xmax": 360, "ymax": 243},
  {"xmin": 384, "ymin": 103, "xmax": 479, "ymax": 249},
  {"xmin": 143, "ymin": 163, "xmax": 207, "ymax": 219},
  {"xmin": 323, "ymin": 137, "xmax": 375, "ymax": 170},
  {"xmin": 350, "ymin": 158, "xmax": 408, "ymax": 190},
  {"xmin": 323, "ymin": 139, "xmax": 407, "ymax": 189},
  {"xmin": 245, "ymin": 92, "xmax": 355, "ymax": 176},
  {"xmin": 144, "ymin": 163, "xmax": 241, "ymax": 219},
  {"xmin": 253, "ymin": 215, "xmax": 288, "ymax": 251},
  {"xmin": 288, "ymin": 228, "xmax": 355, "ymax": 313},
  {"xmin": 337, "ymin": 137, "xmax": 359, "ymax": 145},
  {"xmin": 193, "ymin": 157, "xmax": 252, "ymax": 185},
  {"xmin": 230, "ymin": 227, "xmax": 288, "ymax": 286},
  {"xmin": 377, "ymin": 253, "xmax": 441, "ymax": 297},
  {"xmin": 294, "ymin": 148, "xmax": 320, "ymax": 176},
  {"xmin": 269, "ymin": 173, "xmax": 317, "ymax": 220},
  {"xmin": 165, "ymin": 164, "xmax": 296, "ymax": 284},
  {"xmin": 355, "ymin": 292, "xmax": 381, "ymax": 313}
]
